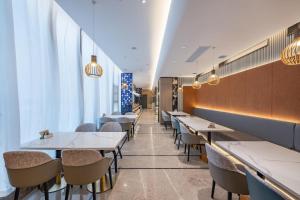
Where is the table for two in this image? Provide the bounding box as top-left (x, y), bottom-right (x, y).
top-left (22, 131), bottom-right (126, 193)
top-left (104, 114), bottom-right (137, 134)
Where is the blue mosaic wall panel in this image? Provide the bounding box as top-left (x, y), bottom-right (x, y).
top-left (121, 73), bottom-right (133, 114)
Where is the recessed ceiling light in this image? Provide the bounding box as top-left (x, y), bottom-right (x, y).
top-left (141, 0), bottom-right (146, 4)
top-left (131, 46), bottom-right (137, 50)
top-left (172, 60), bottom-right (177, 63)
top-left (181, 45), bottom-right (187, 49)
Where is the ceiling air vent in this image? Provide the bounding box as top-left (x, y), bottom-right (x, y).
top-left (185, 46), bottom-right (210, 62)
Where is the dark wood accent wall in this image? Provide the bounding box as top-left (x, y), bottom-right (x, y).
top-left (159, 78), bottom-right (173, 123)
top-left (183, 60), bottom-right (300, 123)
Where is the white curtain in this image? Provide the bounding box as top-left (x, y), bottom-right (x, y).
top-left (0, 0), bottom-right (20, 195)
top-left (0, 0), bottom-right (121, 196)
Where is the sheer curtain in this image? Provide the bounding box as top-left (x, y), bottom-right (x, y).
top-left (0, 0), bottom-right (20, 195)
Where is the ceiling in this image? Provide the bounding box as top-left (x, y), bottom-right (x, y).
top-left (56, 0), bottom-right (300, 89)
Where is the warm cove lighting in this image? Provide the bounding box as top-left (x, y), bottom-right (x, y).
top-left (149, 0), bottom-right (172, 89)
top-left (195, 106), bottom-right (300, 123)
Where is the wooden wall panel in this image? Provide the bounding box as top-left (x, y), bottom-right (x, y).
top-left (183, 60), bottom-right (300, 123)
top-left (159, 78), bottom-right (173, 123)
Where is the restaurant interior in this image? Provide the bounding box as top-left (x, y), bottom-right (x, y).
top-left (1, 0), bottom-right (300, 200)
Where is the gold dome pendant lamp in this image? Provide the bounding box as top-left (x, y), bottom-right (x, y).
top-left (192, 74), bottom-right (201, 89)
top-left (281, 23), bottom-right (300, 66)
top-left (178, 78), bottom-right (183, 92)
top-left (207, 46), bottom-right (220, 85)
top-left (85, 0), bottom-right (103, 78)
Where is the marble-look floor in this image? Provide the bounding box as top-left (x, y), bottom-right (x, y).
top-left (23, 109), bottom-right (240, 200)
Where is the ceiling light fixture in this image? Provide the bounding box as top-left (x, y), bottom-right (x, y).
top-left (85, 0), bottom-right (103, 78)
top-left (281, 23), bottom-right (300, 65)
top-left (141, 0), bottom-right (147, 4)
top-left (207, 46), bottom-right (220, 86)
top-left (192, 74), bottom-right (201, 89)
top-left (121, 82), bottom-right (128, 90)
top-left (178, 78), bottom-right (183, 92)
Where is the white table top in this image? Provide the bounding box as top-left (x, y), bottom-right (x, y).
top-left (167, 111), bottom-right (190, 116)
top-left (177, 116), bottom-right (233, 133)
top-left (216, 141), bottom-right (300, 199)
top-left (21, 132), bottom-right (126, 151)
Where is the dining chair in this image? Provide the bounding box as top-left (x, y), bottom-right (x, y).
top-left (173, 117), bottom-right (181, 146)
top-left (161, 111), bottom-right (171, 130)
top-left (62, 150), bottom-right (112, 200)
top-left (111, 111), bottom-right (121, 115)
top-left (98, 117), bottom-right (114, 130)
top-left (75, 123), bottom-right (97, 132)
top-left (100, 122), bottom-right (124, 172)
top-left (179, 122), bottom-right (206, 161)
top-left (171, 116), bottom-right (179, 137)
top-left (205, 144), bottom-right (249, 200)
top-left (3, 151), bottom-right (61, 200)
top-left (246, 169), bottom-right (284, 200)
top-left (116, 117), bottom-right (132, 141)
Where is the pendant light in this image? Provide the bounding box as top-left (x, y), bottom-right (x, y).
top-left (208, 46), bottom-right (220, 85)
top-left (281, 36), bottom-right (300, 65)
top-left (192, 74), bottom-right (201, 89)
top-left (85, 0), bottom-right (103, 78)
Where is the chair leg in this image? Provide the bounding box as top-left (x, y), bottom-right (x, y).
top-left (174, 133), bottom-right (178, 144)
top-left (173, 129), bottom-right (175, 136)
top-left (127, 130), bottom-right (130, 141)
top-left (199, 144), bottom-right (203, 154)
top-left (43, 183), bottom-right (49, 200)
top-left (164, 122), bottom-right (167, 130)
top-left (92, 182), bottom-right (96, 200)
top-left (118, 146), bottom-right (123, 159)
top-left (113, 150), bottom-right (118, 173)
top-left (177, 135), bottom-right (181, 149)
top-left (65, 184), bottom-right (70, 200)
top-left (108, 166), bottom-right (113, 189)
top-left (227, 192), bottom-right (232, 200)
top-left (184, 144), bottom-right (187, 154)
top-left (187, 144), bottom-right (190, 162)
top-left (211, 180), bottom-right (215, 199)
top-left (14, 188), bottom-right (20, 200)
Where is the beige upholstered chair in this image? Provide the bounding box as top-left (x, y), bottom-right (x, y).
top-left (3, 151), bottom-right (61, 200)
top-left (75, 123), bottom-right (97, 132)
top-left (161, 111), bottom-right (171, 130)
top-left (100, 122), bottom-right (124, 172)
top-left (205, 144), bottom-right (249, 200)
top-left (116, 117), bottom-right (132, 141)
top-left (179, 122), bottom-right (206, 161)
top-left (62, 150), bottom-right (111, 200)
top-left (98, 117), bottom-right (114, 130)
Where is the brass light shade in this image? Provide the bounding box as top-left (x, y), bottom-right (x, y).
top-left (178, 86), bottom-right (183, 92)
top-left (85, 55), bottom-right (103, 77)
top-left (281, 37), bottom-right (300, 65)
top-left (121, 82), bottom-right (128, 90)
top-left (207, 69), bottom-right (220, 85)
top-left (192, 80), bottom-right (201, 89)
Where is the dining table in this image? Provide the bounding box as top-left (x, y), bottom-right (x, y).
top-left (176, 116), bottom-right (233, 144)
top-left (216, 141), bottom-right (300, 200)
top-left (21, 131), bottom-right (127, 193)
top-left (167, 111), bottom-right (190, 116)
top-left (105, 114), bottom-right (138, 134)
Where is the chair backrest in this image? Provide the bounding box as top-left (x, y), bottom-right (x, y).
top-left (100, 122), bottom-right (122, 132)
top-left (3, 151), bottom-right (52, 169)
top-left (171, 116), bottom-right (178, 129)
top-left (112, 111), bottom-right (121, 115)
top-left (161, 111), bottom-right (170, 122)
top-left (62, 150), bottom-right (102, 167)
top-left (75, 123), bottom-right (97, 132)
top-left (205, 144), bottom-right (238, 172)
top-left (116, 117), bottom-right (132, 131)
top-left (125, 112), bottom-right (136, 115)
top-left (246, 170), bottom-right (285, 200)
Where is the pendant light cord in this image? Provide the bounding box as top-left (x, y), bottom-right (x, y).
top-left (92, 0), bottom-right (96, 55)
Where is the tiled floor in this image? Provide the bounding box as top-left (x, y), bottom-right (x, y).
top-left (23, 109), bottom-right (239, 200)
